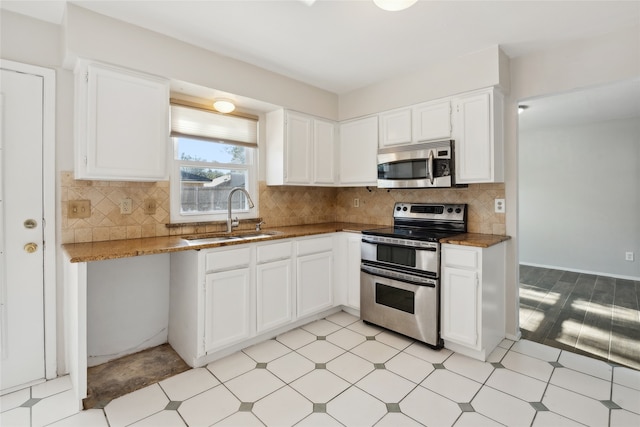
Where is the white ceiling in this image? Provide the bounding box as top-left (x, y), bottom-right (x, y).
top-left (2, 0), bottom-right (639, 95)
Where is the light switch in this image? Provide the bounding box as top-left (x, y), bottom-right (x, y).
top-left (144, 198), bottom-right (157, 215)
top-left (68, 200), bottom-right (91, 219)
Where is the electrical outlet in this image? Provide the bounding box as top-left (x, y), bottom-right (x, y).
top-left (120, 198), bottom-right (133, 215)
top-left (143, 198), bottom-right (157, 215)
top-left (354, 198), bottom-right (360, 208)
top-left (495, 198), bottom-right (505, 213)
top-left (68, 200), bottom-right (91, 219)
top-left (626, 252), bottom-right (635, 261)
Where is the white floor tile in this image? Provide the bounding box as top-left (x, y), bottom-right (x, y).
top-left (295, 412), bottom-right (343, 426)
top-left (290, 370), bottom-right (349, 403)
top-left (0, 388), bottom-right (30, 412)
top-left (129, 410), bottom-right (187, 426)
top-left (104, 384), bottom-right (169, 427)
top-left (159, 367), bottom-right (219, 401)
top-left (454, 411), bottom-right (504, 427)
top-left (276, 328), bottom-right (317, 350)
top-left (243, 339), bottom-right (291, 363)
top-left (326, 327), bottom-right (366, 350)
top-left (224, 369), bottom-right (285, 402)
top-left (531, 411), bottom-right (584, 427)
top-left (267, 351), bottom-right (315, 383)
top-left (550, 367), bottom-right (611, 400)
top-left (444, 353), bottom-right (495, 383)
top-left (385, 352), bottom-right (435, 384)
top-left (558, 350), bottom-right (613, 381)
top-left (0, 407), bottom-right (30, 427)
top-left (422, 369), bottom-right (482, 402)
top-left (47, 408), bottom-right (109, 427)
top-left (346, 320), bottom-right (383, 337)
top-left (326, 352), bottom-right (375, 383)
top-left (501, 350), bottom-right (555, 382)
top-left (613, 366), bottom-right (640, 391)
top-left (207, 351), bottom-right (257, 382)
top-left (374, 330), bottom-right (414, 351)
top-left (32, 389), bottom-right (80, 427)
top-left (610, 409), bottom-right (640, 427)
top-left (511, 339), bottom-right (561, 362)
top-left (178, 385), bottom-right (239, 426)
top-left (253, 385), bottom-right (312, 426)
top-left (327, 386), bottom-right (387, 426)
top-left (486, 346), bottom-right (507, 364)
top-left (297, 340), bottom-right (345, 363)
top-left (485, 368), bottom-right (548, 402)
top-left (403, 342), bottom-right (452, 363)
top-left (612, 383), bottom-right (640, 414)
top-left (350, 340), bottom-right (399, 364)
top-left (212, 411), bottom-right (264, 426)
top-left (542, 384), bottom-right (610, 427)
top-left (400, 386), bottom-right (462, 427)
top-left (325, 311), bottom-right (359, 327)
top-left (301, 319), bottom-right (342, 337)
top-left (375, 412), bottom-right (424, 426)
top-left (31, 376), bottom-right (72, 399)
top-left (356, 370), bottom-right (415, 403)
top-left (472, 386), bottom-right (536, 427)
top-left (498, 338), bottom-right (515, 349)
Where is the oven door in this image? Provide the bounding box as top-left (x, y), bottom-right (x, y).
top-left (361, 239), bottom-right (439, 277)
top-left (360, 264), bottom-right (441, 348)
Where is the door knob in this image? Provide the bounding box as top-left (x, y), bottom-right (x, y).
top-left (24, 219), bottom-right (38, 229)
top-left (24, 242), bottom-right (38, 253)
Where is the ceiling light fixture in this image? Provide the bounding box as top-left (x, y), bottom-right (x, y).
top-left (213, 98), bottom-right (235, 114)
top-left (373, 0), bottom-right (418, 12)
top-left (518, 105), bottom-right (529, 114)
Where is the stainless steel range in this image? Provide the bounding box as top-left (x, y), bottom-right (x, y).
top-left (360, 202), bottom-right (467, 348)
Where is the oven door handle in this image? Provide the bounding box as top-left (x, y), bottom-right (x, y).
top-left (362, 238), bottom-right (437, 251)
top-left (361, 267), bottom-right (436, 288)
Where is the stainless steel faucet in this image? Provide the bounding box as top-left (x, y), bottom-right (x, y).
top-left (227, 187), bottom-right (255, 233)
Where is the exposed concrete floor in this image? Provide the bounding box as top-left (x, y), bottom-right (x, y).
top-left (84, 343), bottom-right (190, 409)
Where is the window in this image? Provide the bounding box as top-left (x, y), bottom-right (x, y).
top-left (170, 102), bottom-right (258, 223)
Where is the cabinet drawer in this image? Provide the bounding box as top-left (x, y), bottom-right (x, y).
top-left (205, 247), bottom-right (252, 272)
top-left (444, 247), bottom-right (478, 269)
top-left (257, 241), bottom-right (292, 264)
top-left (297, 236), bottom-right (333, 256)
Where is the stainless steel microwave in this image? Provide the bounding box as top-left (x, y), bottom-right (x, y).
top-left (377, 140), bottom-right (455, 188)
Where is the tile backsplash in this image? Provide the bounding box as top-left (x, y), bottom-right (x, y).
top-left (61, 172), bottom-right (505, 244)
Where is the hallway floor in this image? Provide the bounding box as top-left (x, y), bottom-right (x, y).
top-left (519, 265), bottom-right (640, 371)
top-left (2, 311), bottom-right (639, 427)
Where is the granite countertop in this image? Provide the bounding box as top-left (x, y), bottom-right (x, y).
top-left (439, 233), bottom-right (511, 248)
top-left (62, 222), bottom-right (381, 263)
top-left (62, 223), bottom-right (510, 263)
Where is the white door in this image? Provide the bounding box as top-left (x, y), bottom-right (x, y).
top-left (0, 68), bottom-right (46, 391)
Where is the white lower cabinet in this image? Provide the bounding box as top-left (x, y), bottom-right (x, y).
top-left (441, 242), bottom-right (506, 361)
top-left (256, 242), bottom-right (293, 333)
top-left (296, 236), bottom-right (334, 317)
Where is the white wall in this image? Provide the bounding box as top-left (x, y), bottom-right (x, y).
top-left (519, 117), bottom-right (640, 279)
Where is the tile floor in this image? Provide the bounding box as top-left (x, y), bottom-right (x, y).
top-left (2, 311), bottom-right (639, 427)
top-left (519, 265), bottom-right (640, 370)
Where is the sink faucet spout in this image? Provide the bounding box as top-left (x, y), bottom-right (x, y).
top-left (227, 187), bottom-right (255, 233)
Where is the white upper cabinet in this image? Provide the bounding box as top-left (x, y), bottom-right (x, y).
top-left (74, 60), bottom-right (169, 181)
top-left (452, 88), bottom-right (504, 184)
top-left (378, 108), bottom-right (412, 148)
top-left (338, 116), bottom-right (378, 186)
top-left (412, 99), bottom-right (451, 142)
top-left (266, 109), bottom-right (336, 186)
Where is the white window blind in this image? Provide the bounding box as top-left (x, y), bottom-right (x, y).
top-left (170, 102), bottom-right (258, 148)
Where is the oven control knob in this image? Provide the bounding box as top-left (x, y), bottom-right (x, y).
top-left (403, 206), bottom-right (408, 211)
top-left (447, 208), bottom-right (453, 213)
top-left (396, 206), bottom-right (401, 211)
top-left (455, 208), bottom-right (462, 213)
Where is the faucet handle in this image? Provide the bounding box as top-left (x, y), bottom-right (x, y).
top-left (256, 221), bottom-right (266, 231)
top-left (231, 217), bottom-right (240, 227)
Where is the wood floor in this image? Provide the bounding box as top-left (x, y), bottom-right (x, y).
top-left (519, 265), bottom-right (640, 370)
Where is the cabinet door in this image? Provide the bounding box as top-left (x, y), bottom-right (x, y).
top-left (441, 267), bottom-right (479, 348)
top-left (338, 116), bottom-right (378, 185)
top-left (313, 118), bottom-right (336, 184)
top-left (453, 91), bottom-right (494, 183)
top-left (379, 108), bottom-right (412, 148)
top-left (412, 100), bottom-right (451, 142)
top-left (256, 259), bottom-right (293, 333)
top-left (346, 234), bottom-right (361, 309)
top-left (297, 251), bottom-right (333, 317)
top-left (78, 62), bottom-right (169, 181)
top-left (285, 112), bottom-right (313, 184)
top-left (204, 268), bottom-right (251, 352)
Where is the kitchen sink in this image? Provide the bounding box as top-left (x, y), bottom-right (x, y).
top-left (183, 230), bottom-right (282, 245)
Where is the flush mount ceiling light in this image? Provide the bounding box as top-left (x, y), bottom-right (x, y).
top-left (213, 98), bottom-right (235, 114)
top-left (518, 105), bottom-right (529, 114)
top-left (373, 0), bottom-right (418, 11)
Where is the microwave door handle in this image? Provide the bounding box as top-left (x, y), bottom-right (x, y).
top-left (428, 150), bottom-right (435, 185)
